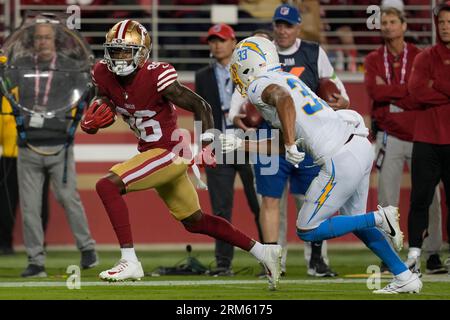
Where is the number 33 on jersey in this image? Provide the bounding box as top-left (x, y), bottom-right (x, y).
top-left (247, 71), bottom-right (354, 163)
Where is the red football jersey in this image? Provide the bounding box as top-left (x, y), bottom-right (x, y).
top-left (91, 60), bottom-right (180, 153)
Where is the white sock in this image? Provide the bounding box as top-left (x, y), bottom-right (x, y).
top-left (408, 247), bottom-right (421, 259)
top-left (121, 247), bottom-right (138, 262)
top-left (395, 269), bottom-right (412, 281)
top-left (373, 210), bottom-right (383, 225)
top-left (249, 242), bottom-right (265, 261)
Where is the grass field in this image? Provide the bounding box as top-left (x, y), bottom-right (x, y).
top-left (0, 247), bottom-right (449, 300)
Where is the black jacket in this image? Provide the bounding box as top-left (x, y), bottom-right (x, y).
top-left (195, 64), bottom-right (225, 132)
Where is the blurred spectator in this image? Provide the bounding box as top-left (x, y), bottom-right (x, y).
top-left (382, 0), bottom-right (404, 11)
top-left (320, 0), bottom-right (433, 72)
top-left (6, 21), bottom-right (98, 277)
top-left (159, 0), bottom-right (211, 70)
top-left (364, 7), bottom-right (445, 274)
top-left (320, 0), bottom-right (358, 72)
top-left (160, 0), bottom-right (262, 70)
top-left (19, 0), bottom-right (149, 59)
top-left (297, 0), bottom-right (323, 43)
top-left (406, 2), bottom-right (450, 274)
top-left (404, 0), bottom-right (433, 46)
top-left (240, 0), bottom-right (280, 19)
top-left (0, 77), bottom-right (52, 256)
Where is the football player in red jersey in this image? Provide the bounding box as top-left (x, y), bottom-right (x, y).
top-left (81, 20), bottom-right (282, 290)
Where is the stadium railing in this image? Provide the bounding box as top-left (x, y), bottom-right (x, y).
top-left (0, 1), bottom-right (435, 81)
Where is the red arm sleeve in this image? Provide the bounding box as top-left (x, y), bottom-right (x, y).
top-left (408, 51), bottom-right (449, 105)
top-left (395, 95), bottom-right (421, 111)
top-left (364, 54), bottom-right (408, 103)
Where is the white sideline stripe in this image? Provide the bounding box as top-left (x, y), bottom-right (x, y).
top-left (73, 144), bottom-right (139, 162)
top-left (74, 143), bottom-right (193, 163)
top-left (1, 277), bottom-right (449, 288)
top-left (3, 140), bottom-right (378, 163)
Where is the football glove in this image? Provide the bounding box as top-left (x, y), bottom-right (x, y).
top-left (80, 101), bottom-right (115, 134)
top-left (219, 133), bottom-right (243, 153)
top-left (285, 144), bottom-right (305, 167)
top-left (192, 146), bottom-right (216, 168)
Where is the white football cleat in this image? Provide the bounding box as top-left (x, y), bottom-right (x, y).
top-left (373, 272), bottom-right (422, 294)
top-left (377, 205), bottom-right (403, 251)
top-left (260, 244), bottom-right (282, 291)
top-left (99, 259), bottom-right (144, 282)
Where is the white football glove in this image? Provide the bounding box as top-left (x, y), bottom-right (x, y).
top-left (285, 144), bottom-right (305, 167)
top-left (219, 133), bottom-right (243, 153)
top-left (200, 132), bottom-right (215, 143)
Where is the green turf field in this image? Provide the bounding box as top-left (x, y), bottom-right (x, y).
top-left (0, 247), bottom-right (449, 300)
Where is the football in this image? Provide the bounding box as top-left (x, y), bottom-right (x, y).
top-left (317, 78), bottom-right (340, 103)
top-left (91, 96), bottom-right (117, 128)
top-left (240, 101), bottom-right (263, 128)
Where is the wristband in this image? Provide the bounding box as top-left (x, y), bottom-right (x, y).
top-left (200, 132), bottom-right (215, 142)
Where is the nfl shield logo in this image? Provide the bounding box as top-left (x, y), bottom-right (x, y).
top-left (280, 7), bottom-right (290, 15)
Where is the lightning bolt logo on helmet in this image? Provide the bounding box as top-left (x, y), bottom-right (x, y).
top-left (241, 41), bottom-right (267, 61)
top-left (230, 36), bottom-right (281, 97)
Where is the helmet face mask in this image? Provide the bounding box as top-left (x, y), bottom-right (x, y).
top-left (104, 20), bottom-right (151, 76)
top-left (230, 62), bottom-right (250, 97)
top-left (230, 36), bottom-right (280, 97)
top-left (104, 43), bottom-right (143, 76)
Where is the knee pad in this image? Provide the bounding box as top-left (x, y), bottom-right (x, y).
top-left (183, 214), bottom-right (206, 234)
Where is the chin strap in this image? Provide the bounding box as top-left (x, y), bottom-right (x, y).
top-left (113, 62), bottom-right (136, 76)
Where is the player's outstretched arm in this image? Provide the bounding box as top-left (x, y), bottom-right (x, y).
top-left (219, 133), bottom-right (275, 154)
top-left (261, 84), bottom-right (296, 147)
top-left (162, 80), bottom-right (214, 133)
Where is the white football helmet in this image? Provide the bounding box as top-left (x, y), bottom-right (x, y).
top-left (230, 36), bottom-right (281, 97)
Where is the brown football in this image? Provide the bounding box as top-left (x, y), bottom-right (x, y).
top-left (241, 101), bottom-right (263, 128)
top-left (317, 78), bottom-right (340, 103)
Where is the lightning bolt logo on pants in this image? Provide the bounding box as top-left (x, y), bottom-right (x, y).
top-left (306, 160), bottom-right (336, 224)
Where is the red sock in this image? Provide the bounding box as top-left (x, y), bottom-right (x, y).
top-left (184, 213), bottom-right (253, 251)
top-left (96, 177), bottom-right (133, 246)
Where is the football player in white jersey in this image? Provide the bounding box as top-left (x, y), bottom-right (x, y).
top-left (220, 36), bottom-right (422, 294)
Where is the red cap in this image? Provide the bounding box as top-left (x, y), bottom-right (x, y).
top-left (207, 24), bottom-right (235, 41)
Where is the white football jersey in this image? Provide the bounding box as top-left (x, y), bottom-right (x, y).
top-left (247, 71), bottom-right (356, 164)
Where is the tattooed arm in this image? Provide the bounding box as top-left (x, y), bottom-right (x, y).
top-left (261, 83), bottom-right (297, 147)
